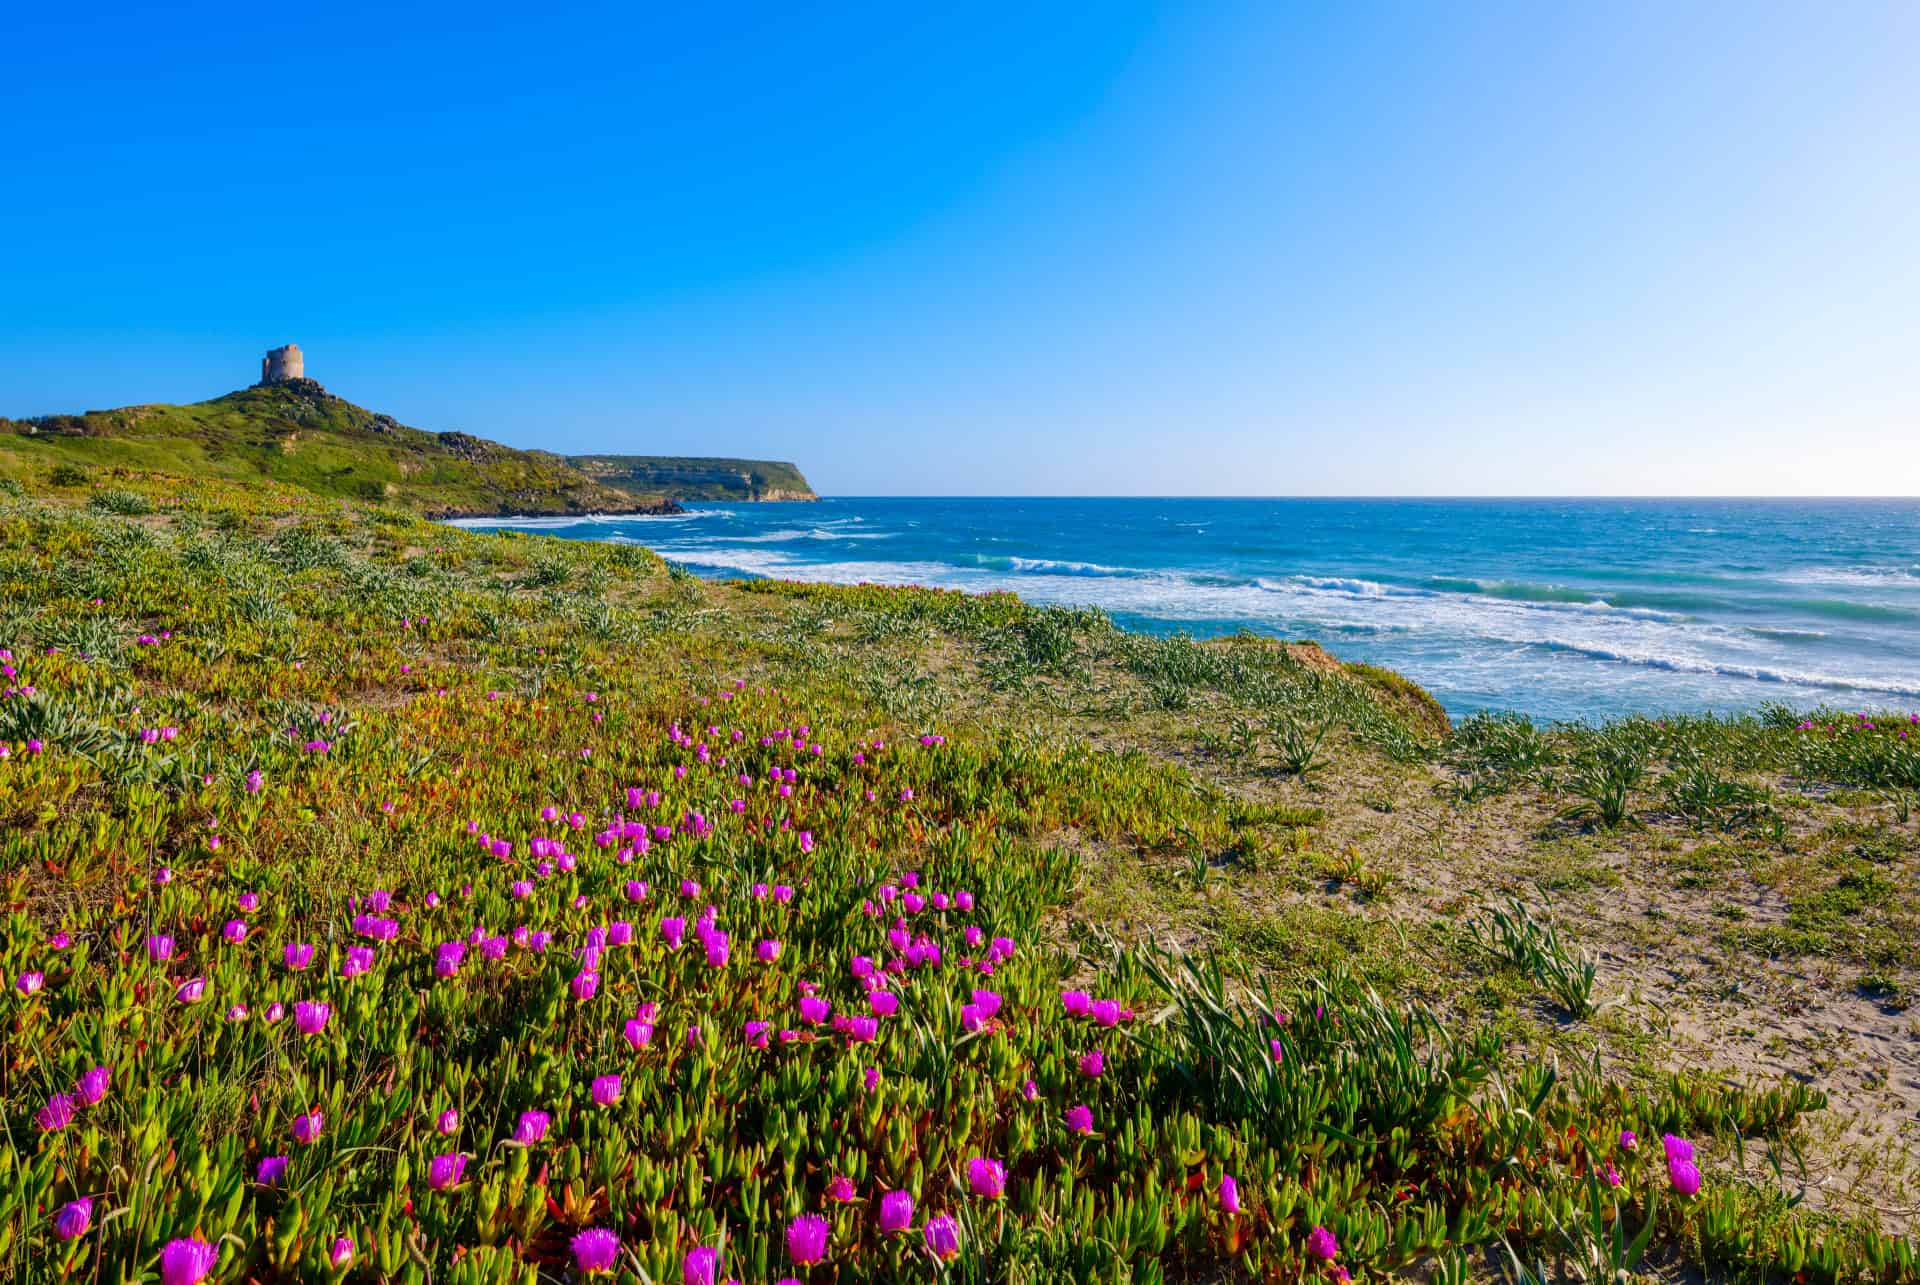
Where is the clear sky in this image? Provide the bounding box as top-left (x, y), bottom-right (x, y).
top-left (5, 2), bottom-right (1916, 496)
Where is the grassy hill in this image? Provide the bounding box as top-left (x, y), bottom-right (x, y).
top-left (0, 380), bottom-right (681, 519)
top-left (571, 453), bottom-right (817, 501)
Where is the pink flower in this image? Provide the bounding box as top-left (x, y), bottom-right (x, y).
top-left (571, 970), bottom-right (599, 1001)
top-left (967, 1156), bottom-right (1006, 1198)
top-left (1305, 1225), bottom-right (1339, 1262)
top-left (799, 995), bottom-right (831, 1024)
top-left (515, 1110), bottom-right (550, 1143)
top-left (591, 1074), bottom-right (622, 1107)
top-left (623, 1018), bottom-right (654, 1049)
top-left (787, 1212), bottom-right (830, 1266)
top-left (54, 1197), bottom-right (92, 1241)
top-left (924, 1215), bottom-right (961, 1261)
top-left (159, 1238), bottom-right (219, 1285)
top-left (683, 1246), bottom-right (721, 1285)
top-left (436, 1108), bottom-right (459, 1135)
top-left (36, 1092), bottom-right (78, 1131)
top-left (428, 1151), bottom-right (467, 1189)
top-left (1078, 1050), bottom-right (1104, 1078)
top-left (878, 1190), bottom-right (914, 1233)
top-left (291, 1108), bottom-right (324, 1144)
top-left (74, 1065), bottom-right (110, 1106)
top-left (15, 971), bottom-right (43, 996)
top-left (827, 1174), bottom-right (857, 1201)
top-left (283, 942), bottom-right (316, 970)
top-left (572, 1228), bottom-right (620, 1275)
top-left (174, 977), bottom-right (207, 1003)
top-left (295, 1000), bottom-right (331, 1035)
top-left (1219, 1174), bottom-right (1241, 1213)
top-left (329, 1237), bottom-right (354, 1268)
top-left (1064, 1104), bottom-right (1093, 1134)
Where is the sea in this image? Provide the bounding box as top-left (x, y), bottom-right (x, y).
top-left (450, 498), bottom-right (1920, 723)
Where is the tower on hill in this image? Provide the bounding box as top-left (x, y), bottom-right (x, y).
top-left (260, 344), bottom-right (304, 385)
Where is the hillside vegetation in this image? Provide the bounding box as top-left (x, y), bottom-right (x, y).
top-left (0, 383), bottom-right (679, 519)
top-left (0, 457), bottom-right (1917, 1283)
top-left (571, 455), bottom-right (817, 502)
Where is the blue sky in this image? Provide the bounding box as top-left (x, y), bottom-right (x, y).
top-left (5, 2), bottom-right (1916, 495)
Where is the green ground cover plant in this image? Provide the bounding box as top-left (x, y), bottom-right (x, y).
top-left (1, 461), bottom-right (1917, 1282)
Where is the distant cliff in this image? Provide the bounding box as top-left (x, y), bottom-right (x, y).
top-left (570, 455), bottom-right (817, 502)
top-left (0, 382), bottom-right (682, 519)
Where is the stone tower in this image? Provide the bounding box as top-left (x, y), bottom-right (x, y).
top-left (260, 344), bottom-right (304, 385)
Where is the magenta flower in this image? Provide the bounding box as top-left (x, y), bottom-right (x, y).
top-left (1064, 1104), bottom-right (1093, 1135)
top-left (1220, 1174), bottom-right (1241, 1213)
top-left (329, 1237), bottom-right (354, 1268)
top-left (291, 1108), bottom-right (324, 1144)
top-left (1661, 1133), bottom-right (1693, 1163)
top-left (53, 1197), bottom-right (92, 1240)
top-left (428, 1152), bottom-right (467, 1189)
top-left (661, 916), bottom-right (686, 948)
top-left (174, 977), bottom-right (206, 1003)
top-left (14, 970), bottom-right (43, 996)
top-left (879, 1189), bottom-right (914, 1233)
top-left (256, 1155), bottom-right (291, 1185)
top-left (799, 995), bottom-right (831, 1024)
top-left (1060, 988), bottom-right (1093, 1014)
top-left (36, 1091), bottom-right (77, 1129)
top-left (146, 935), bottom-right (175, 961)
top-left (572, 1227), bottom-right (621, 1274)
top-left (967, 1156), bottom-right (1006, 1198)
top-left (787, 1212), bottom-right (830, 1265)
top-left (591, 1074), bottom-right (622, 1107)
top-left (828, 1174), bottom-right (857, 1202)
top-left (436, 1108), bottom-right (459, 1135)
top-left (159, 1238), bottom-right (219, 1285)
top-left (683, 1246), bottom-right (720, 1285)
top-left (757, 938), bottom-right (781, 962)
top-left (284, 942), bottom-right (316, 970)
top-left (74, 1065), bottom-right (110, 1106)
top-left (295, 1000), bottom-right (331, 1035)
top-left (1619, 1128), bottom-right (1638, 1151)
top-left (515, 1110), bottom-right (550, 1143)
top-left (221, 920), bottom-right (247, 944)
top-left (924, 1215), bottom-right (961, 1261)
top-left (623, 1018), bottom-right (654, 1049)
top-left (1668, 1156), bottom-right (1702, 1195)
top-left (1078, 1049), bottom-right (1104, 1078)
top-left (572, 969), bottom-right (599, 1001)
top-left (1305, 1225), bottom-right (1339, 1262)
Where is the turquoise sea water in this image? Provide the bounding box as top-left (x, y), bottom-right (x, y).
top-left (454, 498), bottom-right (1920, 722)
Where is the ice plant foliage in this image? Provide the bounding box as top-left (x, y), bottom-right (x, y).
top-left (0, 488), bottom-right (1897, 1285)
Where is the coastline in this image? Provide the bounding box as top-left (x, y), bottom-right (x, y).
top-left (424, 497), bottom-right (686, 522)
top-left (450, 496), bottom-right (1920, 723)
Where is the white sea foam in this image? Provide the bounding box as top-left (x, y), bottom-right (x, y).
top-left (556, 516), bottom-right (1920, 709)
